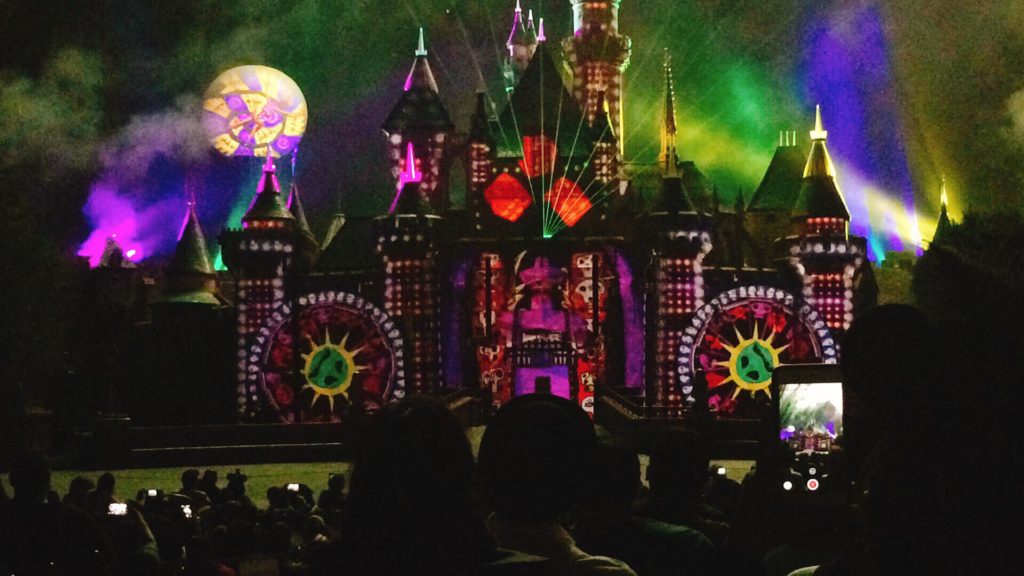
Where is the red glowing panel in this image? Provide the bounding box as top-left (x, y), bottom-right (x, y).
top-left (519, 136), bottom-right (556, 178)
top-left (484, 173), bottom-right (533, 222)
top-left (546, 178), bottom-right (591, 227)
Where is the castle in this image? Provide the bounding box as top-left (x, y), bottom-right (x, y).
top-left (157, 0), bottom-right (876, 425)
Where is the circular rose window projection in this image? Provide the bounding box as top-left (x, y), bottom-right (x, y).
top-left (249, 291), bottom-right (405, 423)
top-left (679, 286), bottom-right (837, 418)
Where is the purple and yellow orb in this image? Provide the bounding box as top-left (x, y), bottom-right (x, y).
top-left (203, 65), bottom-right (307, 158)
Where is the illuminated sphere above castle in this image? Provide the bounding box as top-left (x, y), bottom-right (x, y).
top-left (202, 64), bottom-right (308, 158)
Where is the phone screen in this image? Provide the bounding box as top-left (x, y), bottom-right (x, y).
top-left (778, 382), bottom-right (843, 453)
top-left (286, 483), bottom-right (300, 492)
top-left (108, 502), bottom-right (127, 516)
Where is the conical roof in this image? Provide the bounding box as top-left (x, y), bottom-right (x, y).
top-left (791, 106), bottom-right (850, 220)
top-left (242, 155), bottom-right (295, 225)
top-left (381, 29), bottom-right (453, 133)
top-left (496, 43), bottom-right (593, 156)
top-left (932, 176), bottom-right (953, 244)
top-left (321, 213), bottom-right (347, 251)
top-left (506, 1), bottom-right (531, 48)
top-left (169, 203), bottom-right (215, 276)
top-left (748, 144), bottom-right (805, 212)
top-left (288, 183), bottom-right (315, 240)
top-left (406, 28), bottom-right (438, 93)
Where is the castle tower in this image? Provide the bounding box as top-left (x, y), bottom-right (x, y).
top-left (784, 106), bottom-right (866, 335)
top-left (563, 0), bottom-right (631, 154)
top-left (381, 28), bottom-right (454, 211)
top-left (219, 155), bottom-right (300, 420)
top-left (375, 145), bottom-right (443, 395)
top-left (643, 125), bottom-right (711, 411)
top-left (466, 92), bottom-right (495, 223)
top-left (931, 175), bottom-right (954, 245)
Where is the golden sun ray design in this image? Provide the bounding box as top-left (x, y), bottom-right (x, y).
top-left (713, 322), bottom-right (789, 400)
top-left (301, 329), bottom-right (368, 411)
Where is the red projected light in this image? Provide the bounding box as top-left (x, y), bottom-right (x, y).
top-left (484, 173), bottom-right (533, 222)
top-left (546, 177), bottom-right (591, 227)
top-left (519, 136), bottom-right (557, 178)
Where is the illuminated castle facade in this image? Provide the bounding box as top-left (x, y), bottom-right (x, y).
top-left (201, 0), bottom-right (876, 424)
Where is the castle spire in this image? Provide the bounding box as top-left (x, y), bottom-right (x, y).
top-left (405, 27), bottom-right (438, 92)
top-left (659, 49), bottom-right (679, 177)
top-left (415, 26), bottom-right (427, 57)
top-left (243, 154), bottom-right (295, 226)
top-left (933, 174), bottom-right (953, 245)
top-left (287, 183), bottom-right (315, 240)
top-left (507, 0), bottom-right (537, 72)
top-left (791, 105), bottom-right (850, 223)
top-left (163, 201), bottom-right (220, 305)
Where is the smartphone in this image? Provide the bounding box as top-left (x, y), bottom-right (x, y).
top-left (286, 483), bottom-right (300, 492)
top-left (772, 364), bottom-right (843, 491)
top-left (147, 489), bottom-right (158, 497)
top-left (181, 504), bottom-right (192, 519)
top-left (107, 502), bottom-right (128, 516)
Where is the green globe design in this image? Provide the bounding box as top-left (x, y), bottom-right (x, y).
top-left (737, 342), bottom-right (774, 384)
top-left (308, 347), bottom-right (349, 390)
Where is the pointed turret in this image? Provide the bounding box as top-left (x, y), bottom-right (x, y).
top-left (321, 213), bottom-right (347, 251)
top-left (525, 9), bottom-right (538, 43)
top-left (287, 183), bottom-right (315, 242)
top-left (659, 50), bottom-right (680, 178)
top-left (791, 106), bottom-right (850, 224)
top-left (932, 175), bottom-right (954, 245)
top-left (506, 0), bottom-right (538, 72)
top-left (163, 202), bottom-right (220, 305)
top-left (537, 17), bottom-right (546, 42)
top-left (382, 27), bottom-right (454, 210)
top-left (404, 27), bottom-right (438, 93)
top-left (242, 155), bottom-right (295, 228)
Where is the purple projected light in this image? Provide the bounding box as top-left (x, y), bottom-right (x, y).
top-left (801, 5), bottom-right (917, 259)
top-left (77, 183), bottom-right (181, 268)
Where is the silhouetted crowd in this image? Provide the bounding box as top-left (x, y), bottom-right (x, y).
top-left (1, 304), bottom-right (1019, 575)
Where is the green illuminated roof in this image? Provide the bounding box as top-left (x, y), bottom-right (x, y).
top-left (168, 204), bottom-right (215, 277)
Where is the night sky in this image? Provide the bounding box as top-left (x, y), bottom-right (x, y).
top-left (3, 0), bottom-right (1024, 264)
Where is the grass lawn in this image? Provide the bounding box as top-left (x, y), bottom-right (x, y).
top-left (2, 425), bottom-right (752, 508)
top-left (4, 462), bottom-right (349, 509)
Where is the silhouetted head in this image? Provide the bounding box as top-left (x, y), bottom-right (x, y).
top-left (97, 472), bottom-right (115, 493)
top-left (646, 427), bottom-right (709, 501)
top-left (8, 451), bottom-right (51, 502)
top-left (266, 486), bottom-right (288, 509)
top-left (587, 432), bottom-right (641, 512)
top-left (841, 304), bottom-right (940, 474)
top-left (347, 395), bottom-right (491, 566)
top-left (477, 393), bottom-right (597, 522)
top-left (181, 468), bottom-right (200, 491)
top-left (200, 470), bottom-right (218, 486)
top-left (67, 476), bottom-right (94, 503)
